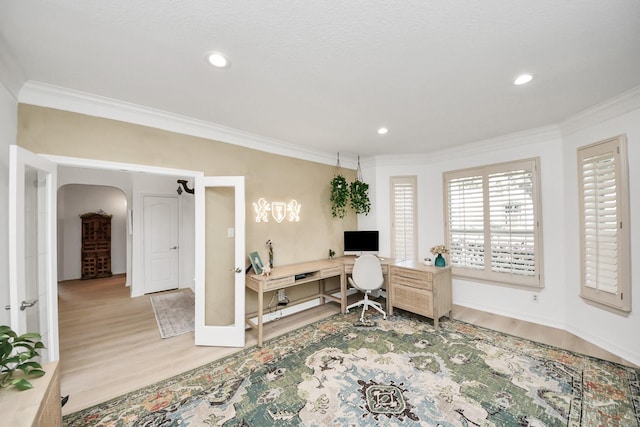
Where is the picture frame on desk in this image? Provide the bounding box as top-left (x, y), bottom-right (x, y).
top-left (249, 251), bottom-right (264, 274)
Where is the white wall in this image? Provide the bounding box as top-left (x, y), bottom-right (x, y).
top-left (57, 167), bottom-right (133, 282)
top-left (0, 83), bottom-right (17, 326)
top-left (57, 184), bottom-right (128, 280)
top-left (561, 105), bottom-right (640, 365)
top-left (372, 127), bottom-right (567, 327)
top-left (369, 94), bottom-right (640, 365)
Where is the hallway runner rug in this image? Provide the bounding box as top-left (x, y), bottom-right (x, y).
top-left (64, 311), bottom-right (640, 426)
top-left (150, 290), bottom-right (195, 339)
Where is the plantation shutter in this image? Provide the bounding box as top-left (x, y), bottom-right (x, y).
top-left (578, 136), bottom-right (630, 311)
top-left (488, 168), bottom-right (536, 277)
top-left (582, 150), bottom-right (617, 293)
top-left (391, 176), bottom-right (417, 260)
top-left (445, 158), bottom-right (542, 287)
top-left (447, 175), bottom-right (484, 270)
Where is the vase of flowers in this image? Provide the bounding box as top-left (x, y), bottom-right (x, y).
top-left (430, 245), bottom-right (449, 267)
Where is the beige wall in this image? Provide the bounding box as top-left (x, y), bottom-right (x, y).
top-left (17, 104), bottom-right (356, 313)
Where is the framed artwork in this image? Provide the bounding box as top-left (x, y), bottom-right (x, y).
top-left (249, 251), bottom-right (264, 274)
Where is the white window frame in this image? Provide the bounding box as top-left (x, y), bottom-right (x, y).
top-left (390, 176), bottom-right (418, 261)
top-left (577, 135), bottom-right (631, 312)
top-left (444, 158), bottom-right (543, 288)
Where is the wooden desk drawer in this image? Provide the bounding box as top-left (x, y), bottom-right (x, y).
top-left (321, 265), bottom-right (343, 278)
top-left (392, 284), bottom-right (433, 318)
top-left (391, 274), bottom-right (432, 290)
top-left (391, 266), bottom-right (432, 282)
top-left (263, 275), bottom-right (295, 291)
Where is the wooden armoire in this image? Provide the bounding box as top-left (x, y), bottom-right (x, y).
top-left (80, 211), bottom-right (113, 279)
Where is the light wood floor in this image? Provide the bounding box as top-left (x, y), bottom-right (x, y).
top-left (58, 275), bottom-right (635, 416)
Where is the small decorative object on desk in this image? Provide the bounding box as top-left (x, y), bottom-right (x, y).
top-left (266, 240), bottom-right (273, 268)
top-left (423, 257), bottom-right (433, 266)
top-left (260, 264), bottom-right (271, 276)
top-left (430, 245), bottom-right (449, 267)
top-left (328, 249), bottom-right (336, 259)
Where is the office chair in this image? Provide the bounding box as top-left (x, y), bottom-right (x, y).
top-left (346, 254), bottom-right (387, 322)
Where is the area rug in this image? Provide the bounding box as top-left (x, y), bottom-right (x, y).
top-left (63, 311), bottom-right (640, 426)
top-left (149, 290), bottom-right (195, 338)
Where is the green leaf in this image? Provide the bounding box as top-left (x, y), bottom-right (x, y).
top-left (28, 368), bottom-right (45, 378)
top-left (11, 378), bottom-right (34, 391)
top-left (19, 332), bottom-right (42, 340)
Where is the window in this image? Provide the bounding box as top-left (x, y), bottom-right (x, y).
top-left (444, 158), bottom-right (543, 287)
top-left (391, 176), bottom-right (417, 260)
top-left (578, 136), bottom-right (630, 312)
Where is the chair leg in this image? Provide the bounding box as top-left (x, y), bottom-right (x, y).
top-left (355, 293), bottom-right (387, 321)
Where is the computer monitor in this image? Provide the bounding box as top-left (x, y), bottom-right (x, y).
top-left (343, 230), bottom-right (379, 255)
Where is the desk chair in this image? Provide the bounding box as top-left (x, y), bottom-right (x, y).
top-left (346, 254), bottom-right (387, 322)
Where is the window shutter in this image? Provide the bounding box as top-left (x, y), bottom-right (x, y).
top-left (581, 149), bottom-right (619, 293)
top-left (391, 176), bottom-right (417, 260)
top-left (488, 169), bottom-right (536, 277)
top-left (447, 175), bottom-right (484, 270)
top-left (578, 136), bottom-right (630, 312)
top-left (445, 158), bottom-right (542, 287)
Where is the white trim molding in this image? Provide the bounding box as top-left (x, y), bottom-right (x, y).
top-left (561, 85), bottom-right (640, 137)
top-left (19, 81), bottom-right (358, 169)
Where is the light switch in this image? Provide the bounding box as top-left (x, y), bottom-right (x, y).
top-left (227, 227), bottom-right (235, 238)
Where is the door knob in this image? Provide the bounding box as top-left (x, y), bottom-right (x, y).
top-left (170, 246), bottom-right (178, 250)
top-left (235, 267), bottom-right (242, 273)
top-left (20, 299), bottom-right (38, 311)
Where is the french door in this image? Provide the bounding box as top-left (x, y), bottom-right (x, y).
top-left (194, 176), bottom-right (245, 346)
top-left (8, 146), bottom-right (59, 362)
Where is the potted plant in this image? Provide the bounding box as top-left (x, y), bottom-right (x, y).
top-left (349, 179), bottom-right (371, 215)
top-left (0, 325), bottom-right (46, 390)
top-left (330, 174), bottom-right (349, 218)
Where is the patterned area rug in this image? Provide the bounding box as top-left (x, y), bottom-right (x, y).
top-left (150, 290), bottom-right (195, 338)
top-left (64, 311), bottom-right (639, 426)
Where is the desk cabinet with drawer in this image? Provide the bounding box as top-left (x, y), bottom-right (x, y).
top-left (389, 261), bottom-right (452, 330)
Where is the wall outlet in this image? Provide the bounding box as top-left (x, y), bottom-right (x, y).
top-left (277, 289), bottom-right (287, 303)
top-left (532, 294), bottom-right (539, 302)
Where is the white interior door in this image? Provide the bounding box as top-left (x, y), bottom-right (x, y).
top-left (194, 176), bottom-right (245, 347)
top-left (143, 195), bottom-right (179, 294)
top-left (8, 145), bottom-right (59, 362)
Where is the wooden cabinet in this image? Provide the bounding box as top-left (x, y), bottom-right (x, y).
top-left (389, 261), bottom-right (452, 329)
top-left (80, 212), bottom-right (112, 279)
top-left (0, 361), bottom-right (62, 427)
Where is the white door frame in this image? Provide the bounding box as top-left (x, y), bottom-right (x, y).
top-left (9, 146), bottom-right (58, 361)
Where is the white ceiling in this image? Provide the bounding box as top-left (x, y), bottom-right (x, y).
top-left (1, 1), bottom-right (640, 158)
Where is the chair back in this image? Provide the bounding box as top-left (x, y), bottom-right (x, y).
top-left (350, 254), bottom-right (384, 291)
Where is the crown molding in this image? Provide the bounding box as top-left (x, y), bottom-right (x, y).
top-left (560, 85), bottom-right (640, 136)
top-left (374, 125), bottom-right (563, 167)
top-left (18, 81), bottom-right (358, 168)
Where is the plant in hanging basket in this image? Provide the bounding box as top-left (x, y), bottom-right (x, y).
top-left (349, 179), bottom-right (371, 215)
top-left (0, 325), bottom-right (46, 391)
top-left (330, 175), bottom-right (349, 218)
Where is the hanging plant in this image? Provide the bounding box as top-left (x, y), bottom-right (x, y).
top-left (349, 179), bottom-right (371, 215)
top-left (349, 156), bottom-right (371, 215)
top-left (330, 174), bottom-right (349, 218)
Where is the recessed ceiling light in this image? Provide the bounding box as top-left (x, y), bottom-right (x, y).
top-left (514, 74), bottom-right (533, 85)
top-left (378, 127), bottom-right (388, 135)
top-left (207, 52), bottom-right (229, 68)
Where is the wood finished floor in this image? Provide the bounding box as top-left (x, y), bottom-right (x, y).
top-left (58, 274), bottom-right (635, 416)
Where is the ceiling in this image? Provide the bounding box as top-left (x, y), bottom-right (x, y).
top-left (1, 1), bottom-right (640, 158)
